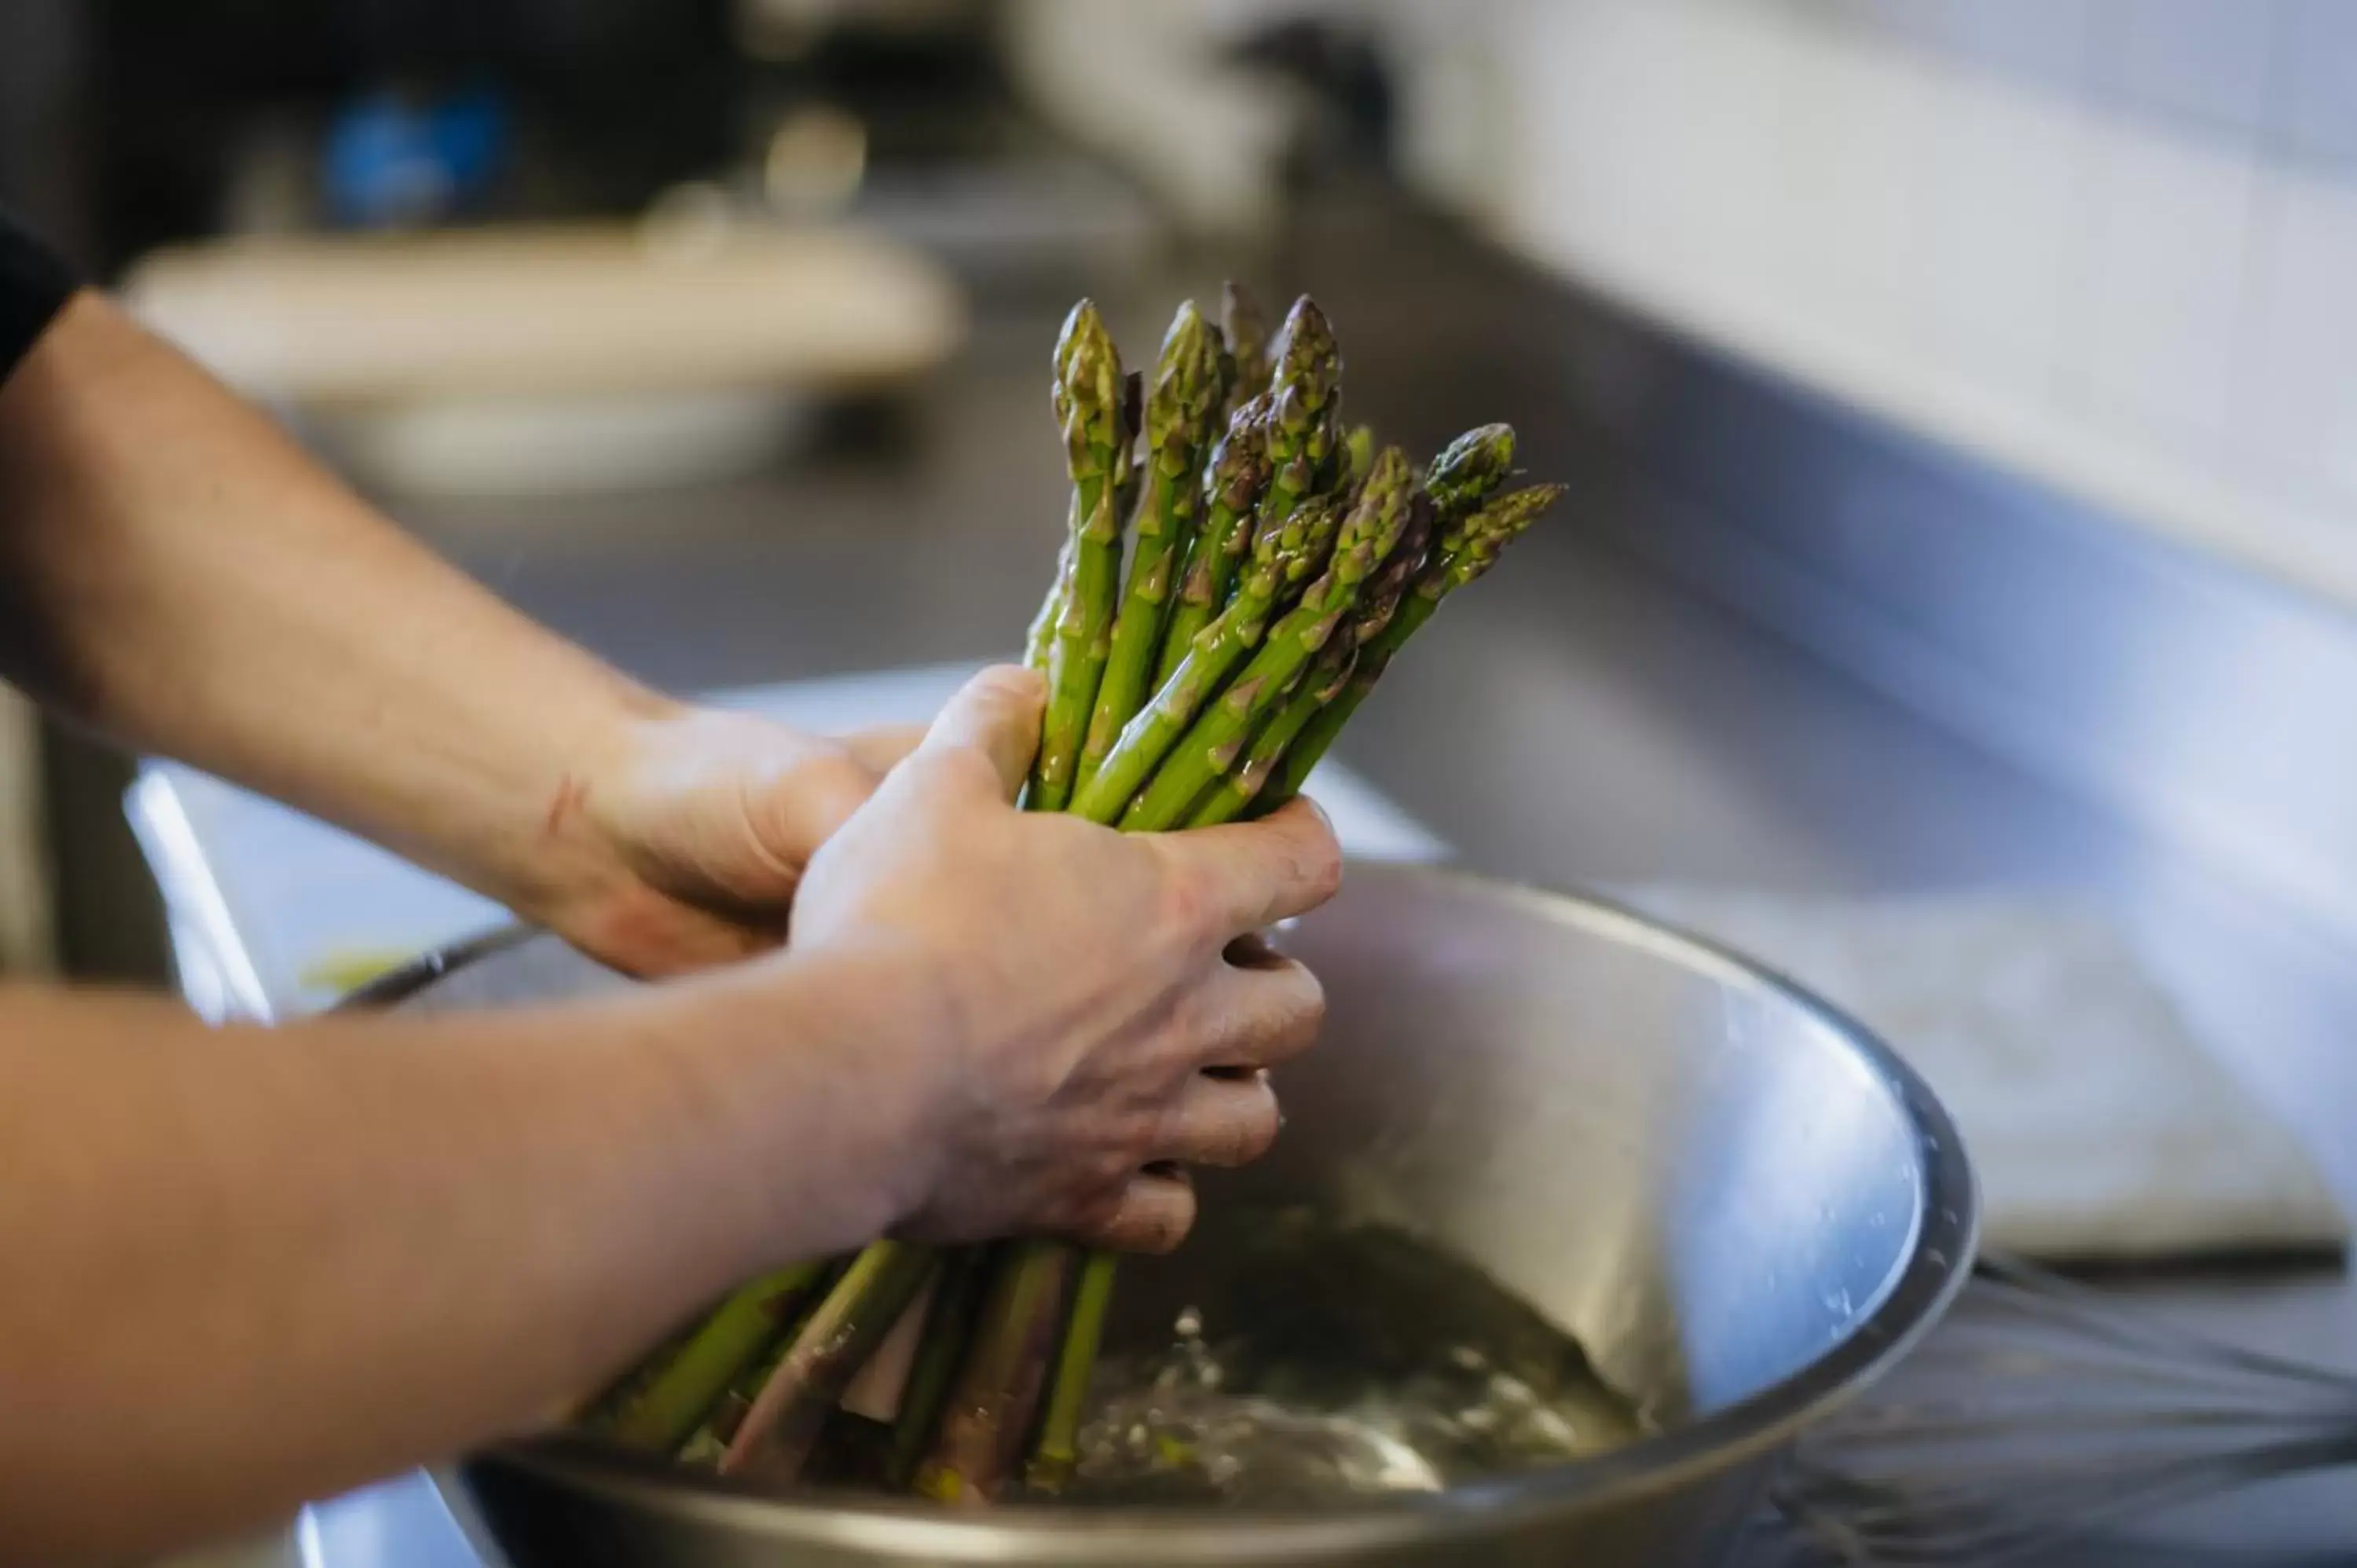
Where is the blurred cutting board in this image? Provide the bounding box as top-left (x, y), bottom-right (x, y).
top-left (1617, 884), bottom-right (2349, 1262)
top-left (121, 221), bottom-right (965, 405)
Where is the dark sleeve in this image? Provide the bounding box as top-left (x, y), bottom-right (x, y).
top-left (0, 207), bottom-right (78, 384)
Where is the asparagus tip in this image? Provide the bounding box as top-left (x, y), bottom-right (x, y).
top-left (1426, 423), bottom-right (1518, 515)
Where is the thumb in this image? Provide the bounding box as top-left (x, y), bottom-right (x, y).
top-left (915, 665), bottom-right (1046, 802)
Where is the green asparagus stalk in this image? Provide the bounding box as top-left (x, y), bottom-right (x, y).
top-left (1078, 302), bottom-right (1227, 789)
top-left (1255, 298), bottom-right (1343, 546)
top-left (682, 1276), bottom-right (825, 1460)
top-left (1257, 482), bottom-right (1564, 812)
top-left (1112, 368), bottom-right (1146, 543)
top-left (1031, 301), bottom-right (1127, 812)
top-left (1219, 280), bottom-right (1270, 416)
top-left (1066, 493), bottom-right (1344, 827)
top-left (1025, 1246), bottom-right (1120, 1493)
top-left (1155, 396), bottom-right (1273, 687)
top-left (913, 1240), bottom-right (1076, 1504)
top-left (593, 1262), bottom-right (827, 1454)
top-left (887, 1249), bottom-right (993, 1489)
top-left (1120, 447), bottom-right (1417, 833)
top-left (718, 1241), bottom-right (938, 1485)
top-left (1025, 535), bottom-right (1072, 672)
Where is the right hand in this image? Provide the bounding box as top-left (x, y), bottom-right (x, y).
top-left (789, 665), bottom-right (1341, 1253)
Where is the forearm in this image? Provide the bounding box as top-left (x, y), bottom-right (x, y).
top-left (0, 958), bottom-right (921, 1566)
top-left (0, 291), bottom-right (676, 924)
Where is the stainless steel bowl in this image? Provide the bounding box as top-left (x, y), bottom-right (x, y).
top-left (358, 863), bottom-right (1976, 1567)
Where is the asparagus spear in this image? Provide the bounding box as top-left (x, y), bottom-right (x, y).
top-left (1255, 298), bottom-right (1343, 547)
top-left (1079, 302), bottom-right (1226, 789)
top-left (1112, 368), bottom-right (1146, 543)
top-left (1025, 1246), bottom-right (1120, 1493)
top-left (913, 1240), bottom-right (1075, 1504)
top-left (1155, 396), bottom-right (1272, 687)
top-left (593, 1262), bottom-right (827, 1455)
top-left (687, 1291), bottom-right (813, 1456)
top-left (887, 1248), bottom-right (992, 1489)
top-left (1257, 482), bottom-right (1564, 812)
top-left (1220, 281), bottom-right (1271, 416)
top-left (719, 1241), bottom-right (938, 1485)
top-left (1067, 493), bottom-right (1343, 827)
top-left (1032, 302), bottom-right (1127, 812)
top-left (1121, 447), bottom-right (1417, 833)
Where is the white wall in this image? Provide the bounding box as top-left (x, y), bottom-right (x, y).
top-left (1391, 0), bottom-right (2357, 609)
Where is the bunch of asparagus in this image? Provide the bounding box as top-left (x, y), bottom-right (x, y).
top-left (577, 285), bottom-right (1561, 1503)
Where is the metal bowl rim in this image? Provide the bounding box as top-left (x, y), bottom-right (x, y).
top-left (347, 860), bottom-right (1978, 1558)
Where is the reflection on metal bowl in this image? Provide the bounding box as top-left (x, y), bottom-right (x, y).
top-left (353, 863), bottom-right (1977, 1568)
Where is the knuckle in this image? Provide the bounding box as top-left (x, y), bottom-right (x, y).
top-left (1067, 1184), bottom-right (1127, 1238)
top-left (1156, 855), bottom-right (1220, 941)
top-left (1297, 830), bottom-right (1344, 903)
top-left (1095, 1144), bottom-right (1139, 1192)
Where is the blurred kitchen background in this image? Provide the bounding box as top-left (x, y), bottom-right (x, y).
top-left (5, 0), bottom-right (2357, 1036)
top-left (19, 9), bottom-right (2357, 1557)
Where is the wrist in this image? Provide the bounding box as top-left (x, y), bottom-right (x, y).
top-left (647, 939), bottom-right (957, 1262)
top-left (493, 684), bottom-right (688, 942)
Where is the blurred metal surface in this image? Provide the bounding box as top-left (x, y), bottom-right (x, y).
top-left (368, 867), bottom-right (1974, 1568)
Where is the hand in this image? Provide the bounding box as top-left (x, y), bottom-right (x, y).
top-left (544, 706), bottom-right (928, 976)
top-left (786, 665), bottom-right (1342, 1252)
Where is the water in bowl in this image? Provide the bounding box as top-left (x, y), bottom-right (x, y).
top-left (1047, 1206), bottom-right (1645, 1507)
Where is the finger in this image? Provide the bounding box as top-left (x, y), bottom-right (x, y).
top-left (1184, 957), bottom-right (1325, 1072)
top-left (1153, 1070), bottom-right (1283, 1168)
top-left (1157, 796), bottom-right (1342, 938)
top-left (912, 666), bottom-right (1045, 801)
top-left (768, 751), bottom-right (888, 849)
top-left (1072, 1170), bottom-right (1197, 1255)
top-left (840, 724), bottom-right (926, 778)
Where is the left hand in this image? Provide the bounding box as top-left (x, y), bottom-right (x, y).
top-left (539, 706), bottom-right (926, 976)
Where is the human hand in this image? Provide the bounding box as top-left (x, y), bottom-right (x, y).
top-left (786, 665), bottom-right (1342, 1253)
top-left (543, 706), bottom-right (927, 976)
